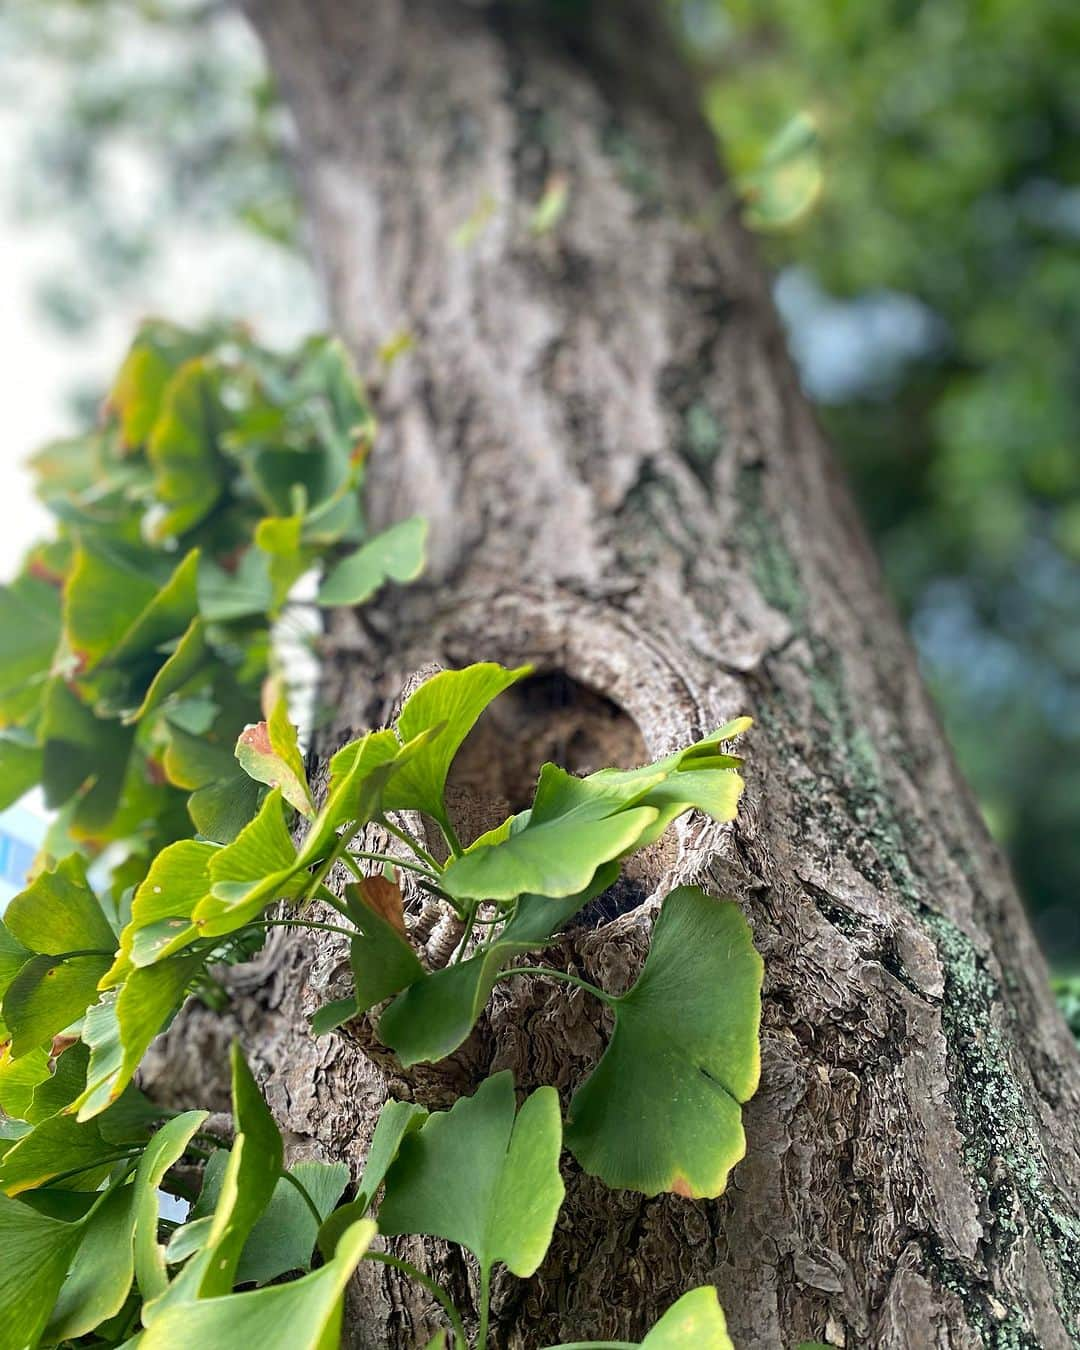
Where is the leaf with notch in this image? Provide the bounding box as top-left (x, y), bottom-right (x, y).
top-left (130, 1110), bottom-right (209, 1303)
top-left (74, 951), bottom-right (205, 1120)
top-left (564, 886), bottom-right (762, 1199)
top-left (379, 1070), bottom-right (563, 1282)
top-left (310, 881), bottom-right (424, 1035)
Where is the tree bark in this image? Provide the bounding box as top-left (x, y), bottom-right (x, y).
top-left (147, 2), bottom-right (1080, 1346)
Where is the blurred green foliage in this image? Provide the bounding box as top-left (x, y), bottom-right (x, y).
top-left (683, 0), bottom-right (1080, 961)
top-left (2, 0), bottom-right (1077, 961)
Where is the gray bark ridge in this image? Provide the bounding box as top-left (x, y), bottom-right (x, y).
top-left (157, 2), bottom-right (1080, 1345)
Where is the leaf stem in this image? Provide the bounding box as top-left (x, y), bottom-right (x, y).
top-left (253, 917), bottom-right (359, 942)
top-left (381, 818), bottom-right (443, 874)
top-left (347, 848), bottom-right (441, 881)
top-left (363, 1251), bottom-right (467, 1350)
top-left (477, 1263), bottom-right (491, 1350)
top-left (494, 965), bottom-right (615, 1005)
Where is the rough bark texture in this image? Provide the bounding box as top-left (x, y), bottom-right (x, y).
top-left (145, 2), bottom-right (1080, 1346)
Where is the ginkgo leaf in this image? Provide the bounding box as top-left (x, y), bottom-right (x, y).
top-left (0, 1193), bottom-right (83, 1350)
top-left (127, 616), bottom-right (209, 723)
top-left (639, 1287), bottom-right (735, 1348)
top-left (192, 789), bottom-right (306, 938)
top-left (255, 513), bottom-right (310, 615)
top-left (146, 358), bottom-right (226, 540)
top-left (317, 515), bottom-right (427, 607)
top-left (234, 1160), bottom-right (349, 1286)
top-left (317, 1101), bottom-right (427, 1258)
top-left (105, 839), bottom-right (217, 984)
top-left (105, 547), bottom-right (201, 672)
top-left (380, 1070), bottom-right (563, 1282)
top-left (441, 777), bottom-right (657, 901)
top-left (198, 1042), bottom-right (284, 1298)
top-left (74, 952), bottom-right (205, 1120)
top-left (310, 882), bottom-right (424, 1035)
top-left (139, 1218), bottom-right (376, 1350)
top-left (4, 854), bottom-right (115, 957)
top-left (0, 572), bottom-right (62, 728)
top-left (63, 541), bottom-right (161, 672)
top-left (235, 683), bottom-right (314, 817)
top-left (44, 1180), bottom-right (137, 1341)
top-left (565, 887), bottom-right (762, 1199)
top-left (2, 953), bottom-right (112, 1059)
top-left (0, 1110), bottom-right (120, 1195)
top-left (379, 864), bottom-right (619, 1067)
top-left (380, 662), bottom-right (531, 829)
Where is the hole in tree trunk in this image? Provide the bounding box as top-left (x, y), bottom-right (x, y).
top-left (445, 669), bottom-right (674, 925)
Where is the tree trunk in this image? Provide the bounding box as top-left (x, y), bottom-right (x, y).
top-left (146, 2), bottom-right (1080, 1345)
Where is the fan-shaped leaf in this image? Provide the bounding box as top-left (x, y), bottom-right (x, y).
top-left (380, 1070), bottom-right (563, 1281)
top-left (565, 886), bottom-right (762, 1199)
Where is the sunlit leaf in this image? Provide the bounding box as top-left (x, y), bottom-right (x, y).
top-left (380, 663), bottom-right (531, 832)
top-left (235, 683), bottom-right (314, 817)
top-left (565, 886), bottom-right (762, 1199)
top-left (640, 1287), bottom-right (735, 1348)
top-left (317, 515), bottom-right (428, 607)
top-left (132, 1111), bottom-right (209, 1302)
top-left (192, 789), bottom-right (304, 937)
top-left (380, 1070), bottom-right (563, 1280)
top-left (3, 854), bottom-right (115, 957)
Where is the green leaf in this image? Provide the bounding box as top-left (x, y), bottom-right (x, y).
top-left (132, 1111), bottom-right (210, 1302)
top-left (0, 1110), bottom-right (119, 1194)
top-left (74, 952), bottom-right (205, 1119)
top-left (146, 358), bottom-right (226, 540)
top-left (0, 1044), bottom-right (50, 1120)
top-left (317, 515), bottom-right (428, 606)
top-left (128, 616), bottom-right (209, 723)
top-left (235, 683), bottom-right (314, 817)
top-left (442, 781), bottom-right (657, 902)
top-left (380, 865), bottom-right (618, 1067)
top-left (0, 1193), bottom-right (83, 1350)
top-left (197, 548), bottom-right (274, 623)
top-left (2, 953), bottom-right (112, 1059)
top-left (255, 513), bottom-right (310, 614)
top-left (313, 880), bottom-right (424, 1031)
top-left (317, 1101), bottom-right (427, 1258)
top-left (0, 734), bottom-right (43, 811)
top-left (0, 572), bottom-right (62, 727)
top-left (45, 1180), bottom-right (137, 1340)
top-left (108, 320), bottom-right (205, 448)
top-left (565, 886), bottom-right (762, 1199)
top-left (139, 1218), bottom-right (376, 1350)
top-left (380, 663), bottom-right (531, 829)
top-left (63, 541), bottom-right (161, 672)
top-left (235, 1160), bottom-right (349, 1285)
top-left (640, 1287), bottom-right (734, 1348)
top-left (106, 547), bottom-right (202, 672)
top-left (192, 789), bottom-right (304, 938)
top-left (197, 1043), bottom-right (285, 1297)
top-left (4, 854), bottom-right (116, 956)
top-left (380, 1070), bottom-right (563, 1280)
top-left (107, 839), bottom-right (218, 983)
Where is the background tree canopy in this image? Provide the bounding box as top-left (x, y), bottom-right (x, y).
top-left (2, 0), bottom-right (1078, 968)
